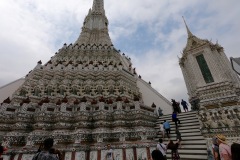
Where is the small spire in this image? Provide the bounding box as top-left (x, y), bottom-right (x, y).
top-left (182, 16), bottom-right (193, 38)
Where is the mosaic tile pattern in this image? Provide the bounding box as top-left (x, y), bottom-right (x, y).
top-left (136, 148), bottom-right (147, 160)
top-left (90, 151), bottom-right (97, 160)
top-left (75, 151), bottom-right (85, 160)
top-left (126, 148), bottom-right (134, 160)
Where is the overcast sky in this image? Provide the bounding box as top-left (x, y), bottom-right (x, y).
top-left (0, 0), bottom-right (239, 104)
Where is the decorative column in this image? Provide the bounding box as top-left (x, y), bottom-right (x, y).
top-left (133, 147), bottom-right (137, 160)
top-left (71, 151), bottom-right (76, 160)
top-left (122, 148), bottom-right (126, 160)
top-left (86, 150), bottom-right (90, 160)
top-left (97, 149), bottom-right (101, 160)
top-left (146, 147), bottom-right (151, 160)
top-left (17, 153), bottom-right (23, 160)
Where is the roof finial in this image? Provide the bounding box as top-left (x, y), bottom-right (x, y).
top-left (182, 16), bottom-right (193, 38)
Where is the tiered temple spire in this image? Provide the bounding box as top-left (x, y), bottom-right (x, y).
top-left (75, 0), bottom-right (112, 45)
top-left (182, 16), bottom-right (194, 38)
top-left (92, 0), bottom-right (105, 14)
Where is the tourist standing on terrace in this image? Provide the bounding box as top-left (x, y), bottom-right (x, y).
top-left (171, 99), bottom-right (181, 113)
top-left (105, 144), bottom-right (114, 160)
top-left (181, 99), bottom-right (189, 112)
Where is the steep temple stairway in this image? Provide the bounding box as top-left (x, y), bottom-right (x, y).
top-left (155, 111), bottom-right (208, 160)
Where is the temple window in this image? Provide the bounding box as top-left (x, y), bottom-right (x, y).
top-left (196, 54), bottom-right (214, 83)
top-left (73, 88), bottom-right (78, 95)
top-left (97, 86), bottom-right (103, 94)
top-left (47, 88), bottom-right (52, 96)
top-left (34, 88), bottom-right (40, 96)
top-left (19, 89), bottom-right (27, 97)
top-left (59, 87), bottom-right (65, 95)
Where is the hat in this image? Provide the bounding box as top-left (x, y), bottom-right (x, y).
top-left (216, 134), bottom-right (227, 144)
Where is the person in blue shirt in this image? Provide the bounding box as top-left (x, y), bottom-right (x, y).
top-left (172, 112), bottom-right (180, 128)
top-left (163, 120), bottom-right (171, 138)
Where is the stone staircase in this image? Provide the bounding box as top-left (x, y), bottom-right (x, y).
top-left (155, 111), bottom-right (208, 160)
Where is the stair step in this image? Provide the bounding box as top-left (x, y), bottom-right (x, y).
top-left (155, 123), bottom-right (200, 130)
top-left (155, 128), bottom-right (200, 133)
top-left (157, 118), bottom-right (199, 124)
top-left (167, 149), bottom-right (207, 154)
top-left (155, 111), bottom-right (207, 160)
top-left (166, 125), bottom-right (200, 131)
top-left (166, 154), bottom-right (207, 160)
top-left (156, 132), bottom-right (202, 137)
top-left (158, 115), bottom-right (198, 121)
top-left (160, 111), bottom-right (197, 119)
top-left (179, 145), bottom-right (207, 149)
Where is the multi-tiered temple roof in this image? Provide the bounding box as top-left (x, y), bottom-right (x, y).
top-left (0, 0), bottom-right (172, 157)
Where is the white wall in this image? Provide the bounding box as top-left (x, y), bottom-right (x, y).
top-left (231, 57), bottom-right (240, 75)
top-left (137, 78), bottom-right (172, 115)
top-left (0, 78), bottom-right (25, 102)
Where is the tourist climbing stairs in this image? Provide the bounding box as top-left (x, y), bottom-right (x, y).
top-left (155, 111), bottom-right (208, 160)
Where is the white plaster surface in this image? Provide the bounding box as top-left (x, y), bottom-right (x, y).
top-left (0, 78), bottom-right (25, 102)
top-left (137, 79), bottom-right (172, 114)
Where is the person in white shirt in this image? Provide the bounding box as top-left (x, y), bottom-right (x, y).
top-left (160, 123), bottom-right (165, 140)
top-left (157, 138), bottom-right (167, 160)
top-left (105, 144), bottom-right (114, 160)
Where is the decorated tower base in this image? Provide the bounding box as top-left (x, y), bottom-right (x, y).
top-left (0, 0), bottom-right (173, 159)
